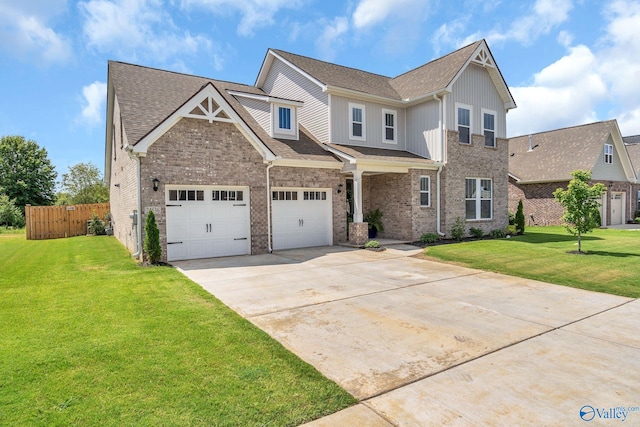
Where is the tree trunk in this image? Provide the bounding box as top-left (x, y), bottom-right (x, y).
top-left (577, 231), bottom-right (582, 253)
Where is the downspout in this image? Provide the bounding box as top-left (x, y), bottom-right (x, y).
top-left (126, 146), bottom-right (143, 259)
top-left (433, 94), bottom-right (446, 236)
top-left (266, 161), bottom-right (274, 253)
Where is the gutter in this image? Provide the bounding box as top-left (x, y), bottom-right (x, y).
top-left (433, 93), bottom-right (446, 237)
top-left (126, 145), bottom-right (143, 260)
top-left (436, 164), bottom-right (444, 236)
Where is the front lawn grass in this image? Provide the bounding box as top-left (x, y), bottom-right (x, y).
top-left (0, 235), bottom-right (355, 426)
top-left (421, 226), bottom-right (640, 298)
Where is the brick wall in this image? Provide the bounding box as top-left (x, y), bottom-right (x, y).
top-left (368, 172), bottom-right (413, 240)
top-left (109, 95), bottom-right (139, 254)
top-left (442, 131), bottom-right (509, 236)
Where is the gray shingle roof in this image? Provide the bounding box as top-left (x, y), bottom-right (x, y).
top-left (108, 61), bottom-right (339, 163)
top-left (271, 40), bottom-right (483, 101)
top-left (326, 143), bottom-right (435, 165)
top-left (624, 138), bottom-right (640, 177)
top-left (508, 120), bottom-right (617, 182)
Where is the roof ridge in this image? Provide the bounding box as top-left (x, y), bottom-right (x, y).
top-left (391, 39), bottom-right (482, 80)
top-left (270, 49), bottom-right (393, 80)
top-left (510, 119), bottom-right (616, 139)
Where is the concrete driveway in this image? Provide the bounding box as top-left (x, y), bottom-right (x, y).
top-left (174, 245), bottom-right (640, 426)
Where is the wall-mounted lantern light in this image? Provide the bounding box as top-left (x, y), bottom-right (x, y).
top-left (153, 177), bottom-right (160, 192)
top-left (337, 183), bottom-right (343, 194)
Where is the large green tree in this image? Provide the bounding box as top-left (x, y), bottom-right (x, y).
top-left (0, 136), bottom-right (57, 210)
top-left (553, 170), bottom-right (606, 253)
top-left (59, 162), bottom-right (109, 205)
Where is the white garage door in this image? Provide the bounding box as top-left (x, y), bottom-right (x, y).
top-left (272, 188), bottom-right (332, 250)
top-left (165, 186), bottom-right (250, 261)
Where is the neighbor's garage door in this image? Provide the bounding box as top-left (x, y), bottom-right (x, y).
top-left (165, 187), bottom-right (250, 261)
top-left (272, 188), bottom-right (332, 250)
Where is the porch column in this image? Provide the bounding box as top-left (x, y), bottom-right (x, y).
top-left (353, 169), bottom-right (364, 222)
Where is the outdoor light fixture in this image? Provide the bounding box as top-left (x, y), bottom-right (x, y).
top-left (153, 177), bottom-right (160, 192)
top-left (337, 183), bottom-right (343, 194)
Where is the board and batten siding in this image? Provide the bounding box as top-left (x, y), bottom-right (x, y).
top-left (236, 97), bottom-right (271, 135)
top-left (406, 101), bottom-right (441, 160)
top-left (447, 64), bottom-right (507, 138)
top-left (592, 135), bottom-right (630, 181)
top-left (261, 58), bottom-right (329, 143)
top-left (330, 95), bottom-right (406, 150)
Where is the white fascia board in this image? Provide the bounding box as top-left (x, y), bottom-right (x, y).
top-left (229, 90), bottom-right (304, 107)
top-left (132, 84), bottom-right (276, 161)
top-left (508, 173), bottom-right (521, 182)
top-left (342, 160), bottom-right (441, 174)
top-left (322, 144), bottom-right (357, 163)
top-left (271, 158), bottom-right (343, 169)
top-left (258, 50), bottom-right (327, 91)
top-left (610, 123), bottom-right (638, 182)
top-left (326, 85), bottom-right (405, 107)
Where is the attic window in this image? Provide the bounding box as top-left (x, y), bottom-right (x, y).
top-left (604, 144), bottom-right (613, 164)
top-left (271, 103), bottom-right (297, 139)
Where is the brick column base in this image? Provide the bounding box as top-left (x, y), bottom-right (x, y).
top-left (349, 222), bottom-right (369, 246)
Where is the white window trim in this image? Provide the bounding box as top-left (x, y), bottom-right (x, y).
top-left (382, 108), bottom-right (397, 144)
top-left (481, 108), bottom-right (497, 148)
top-left (349, 102), bottom-right (366, 141)
top-left (604, 143), bottom-right (613, 164)
top-left (419, 176), bottom-right (431, 207)
top-left (271, 103), bottom-right (298, 139)
top-left (465, 177), bottom-right (493, 221)
top-left (456, 103), bottom-right (473, 144)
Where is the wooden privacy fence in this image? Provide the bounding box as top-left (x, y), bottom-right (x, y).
top-left (25, 203), bottom-right (110, 240)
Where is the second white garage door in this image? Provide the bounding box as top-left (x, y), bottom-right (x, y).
top-left (272, 188), bottom-right (332, 250)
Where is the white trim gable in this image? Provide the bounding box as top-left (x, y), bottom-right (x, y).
top-left (448, 40), bottom-right (516, 110)
top-left (256, 50), bottom-right (327, 91)
top-left (132, 83), bottom-right (276, 160)
top-left (610, 122), bottom-right (638, 182)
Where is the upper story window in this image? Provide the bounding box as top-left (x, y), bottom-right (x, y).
top-left (271, 103), bottom-right (297, 139)
top-left (604, 144), bottom-right (613, 164)
top-left (382, 109), bottom-right (397, 143)
top-left (456, 104), bottom-right (472, 144)
top-left (349, 103), bottom-right (365, 140)
top-left (483, 109), bottom-right (496, 147)
top-left (278, 107), bottom-right (291, 130)
top-left (465, 178), bottom-right (492, 220)
top-left (420, 176), bottom-right (430, 207)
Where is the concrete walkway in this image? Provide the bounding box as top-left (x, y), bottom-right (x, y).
top-left (174, 245), bottom-right (640, 426)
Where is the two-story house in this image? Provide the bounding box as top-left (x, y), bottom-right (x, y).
top-left (106, 40), bottom-right (515, 262)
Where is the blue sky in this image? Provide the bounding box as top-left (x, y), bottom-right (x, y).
top-left (2, 0), bottom-right (640, 180)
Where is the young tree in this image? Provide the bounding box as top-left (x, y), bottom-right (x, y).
top-left (60, 162), bottom-right (109, 205)
top-left (0, 136), bottom-right (57, 210)
top-left (144, 210), bottom-right (162, 264)
top-left (553, 170), bottom-right (606, 253)
top-left (0, 192), bottom-right (25, 228)
top-left (515, 199), bottom-right (525, 235)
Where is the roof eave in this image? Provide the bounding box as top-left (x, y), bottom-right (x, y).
top-left (256, 49), bottom-right (327, 91)
top-left (325, 85), bottom-right (404, 106)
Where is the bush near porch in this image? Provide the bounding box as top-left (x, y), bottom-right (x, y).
top-left (420, 226), bottom-right (640, 298)
top-left (0, 235), bottom-right (355, 426)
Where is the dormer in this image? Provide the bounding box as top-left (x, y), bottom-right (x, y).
top-left (229, 90), bottom-right (303, 141)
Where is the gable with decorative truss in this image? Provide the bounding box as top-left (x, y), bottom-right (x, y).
top-left (130, 83), bottom-right (275, 160)
top-left (471, 47), bottom-right (495, 68)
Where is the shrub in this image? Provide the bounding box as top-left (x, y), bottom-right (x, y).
top-left (515, 200), bottom-right (525, 235)
top-left (592, 208), bottom-right (602, 227)
top-left (635, 217), bottom-right (640, 224)
top-left (505, 224), bottom-right (517, 235)
top-left (469, 227), bottom-right (484, 239)
top-left (489, 229), bottom-right (506, 238)
top-left (420, 232), bottom-right (440, 244)
top-left (144, 210), bottom-right (162, 264)
top-left (87, 212), bottom-right (106, 235)
top-left (508, 212), bottom-right (516, 225)
top-left (0, 193), bottom-right (25, 228)
top-left (451, 217), bottom-right (466, 242)
top-left (364, 240), bottom-right (380, 248)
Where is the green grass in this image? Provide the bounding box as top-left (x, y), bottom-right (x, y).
top-left (0, 235), bottom-right (355, 426)
top-left (422, 226), bottom-right (640, 298)
top-left (0, 226), bottom-right (25, 235)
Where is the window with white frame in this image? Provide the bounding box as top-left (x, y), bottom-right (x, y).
top-left (383, 109), bottom-right (396, 143)
top-left (482, 109), bottom-right (496, 147)
top-left (349, 103), bottom-right (365, 140)
top-left (465, 178), bottom-right (492, 220)
top-left (457, 104), bottom-right (471, 144)
top-left (604, 144), bottom-right (613, 164)
top-left (420, 176), bottom-right (430, 207)
top-left (278, 106), bottom-right (291, 130)
top-left (271, 104), bottom-right (297, 138)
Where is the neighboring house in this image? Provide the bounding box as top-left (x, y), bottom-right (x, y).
top-left (509, 120), bottom-right (638, 227)
top-left (623, 135), bottom-right (640, 215)
top-left (106, 39), bottom-right (516, 262)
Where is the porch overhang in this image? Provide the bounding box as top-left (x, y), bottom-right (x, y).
top-left (323, 143), bottom-right (440, 174)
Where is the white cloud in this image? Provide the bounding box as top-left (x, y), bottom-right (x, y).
top-left (182, 0), bottom-right (302, 37)
top-left (0, 2), bottom-right (72, 63)
top-left (80, 81), bottom-right (108, 125)
top-left (79, 0), bottom-right (217, 66)
top-left (352, 0), bottom-right (396, 29)
top-left (315, 16), bottom-right (349, 61)
top-left (507, 45), bottom-right (607, 136)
